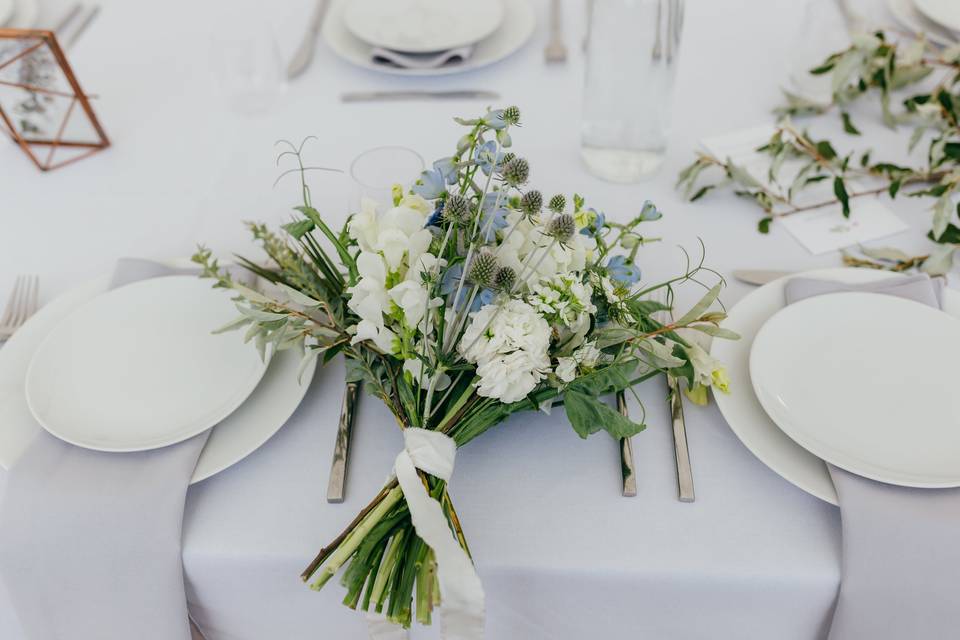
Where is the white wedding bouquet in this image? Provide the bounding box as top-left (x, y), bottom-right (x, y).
top-left (194, 107), bottom-right (733, 636)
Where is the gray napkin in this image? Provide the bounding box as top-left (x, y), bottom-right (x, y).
top-left (785, 273), bottom-right (960, 639)
top-left (371, 45), bottom-right (474, 69)
top-left (0, 259), bottom-right (238, 640)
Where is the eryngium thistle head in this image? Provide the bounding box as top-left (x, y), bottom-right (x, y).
top-left (443, 194), bottom-right (471, 225)
top-left (501, 157), bottom-right (529, 186)
top-left (548, 194), bottom-right (566, 213)
top-left (493, 266), bottom-right (517, 291)
top-left (503, 106), bottom-right (521, 126)
top-left (469, 250), bottom-right (499, 286)
top-left (520, 190), bottom-right (542, 215)
top-left (501, 152), bottom-right (517, 165)
top-left (547, 214), bottom-right (576, 242)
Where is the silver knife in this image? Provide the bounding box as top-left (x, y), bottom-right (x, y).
top-left (341, 90), bottom-right (500, 103)
top-left (327, 381), bottom-right (359, 503)
top-left (731, 269), bottom-right (793, 286)
top-left (617, 391), bottom-right (637, 497)
top-left (667, 375), bottom-right (695, 502)
top-left (287, 0), bottom-right (329, 80)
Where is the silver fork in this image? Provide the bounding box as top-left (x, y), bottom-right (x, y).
top-left (544, 0), bottom-right (568, 63)
top-left (654, 290), bottom-right (695, 502)
top-left (0, 275), bottom-right (39, 342)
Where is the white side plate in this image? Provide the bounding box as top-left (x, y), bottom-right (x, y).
top-left (710, 268), bottom-right (960, 504)
top-left (25, 276), bottom-right (269, 452)
top-left (913, 0), bottom-right (960, 33)
top-left (344, 0), bottom-right (504, 53)
top-left (0, 267), bottom-right (317, 481)
top-left (751, 292), bottom-right (960, 488)
top-left (324, 0), bottom-right (535, 77)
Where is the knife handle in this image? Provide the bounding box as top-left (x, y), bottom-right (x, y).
top-left (327, 382), bottom-right (360, 503)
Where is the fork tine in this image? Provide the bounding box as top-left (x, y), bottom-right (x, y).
top-left (20, 276), bottom-right (39, 327)
top-left (0, 277), bottom-right (22, 327)
top-left (11, 276), bottom-right (32, 328)
top-left (28, 276), bottom-right (39, 323)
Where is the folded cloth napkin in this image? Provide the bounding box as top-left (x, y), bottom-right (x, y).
top-left (0, 259), bottom-right (244, 640)
top-left (371, 46), bottom-right (473, 70)
top-left (785, 273), bottom-right (960, 640)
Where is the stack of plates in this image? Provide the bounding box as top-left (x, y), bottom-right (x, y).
top-left (0, 0), bottom-right (38, 29)
top-left (322, 0), bottom-right (536, 76)
top-left (711, 269), bottom-right (960, 504)
top-left (888, 0), bottom-right (960, 46)
top-left (0, 261), bottom-right (317, 483)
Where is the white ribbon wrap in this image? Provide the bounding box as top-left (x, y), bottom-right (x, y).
top-left (368, 428), bottom-right (485, 640)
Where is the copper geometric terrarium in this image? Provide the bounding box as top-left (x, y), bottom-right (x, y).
top-left (0, 28), bottom-right (109, 171)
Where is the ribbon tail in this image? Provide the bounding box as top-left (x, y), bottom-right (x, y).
top-left (395, 444), bottom-right (485, 640)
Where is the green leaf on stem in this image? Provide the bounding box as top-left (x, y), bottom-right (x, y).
top-left (563, 388), bottom-right (645, 439)
top-left (841, 112), bottom-right (861, 135)
top-left (758, 217), bottom-right (773, 234)
top-left (833, 177), bottom-right (850, 217)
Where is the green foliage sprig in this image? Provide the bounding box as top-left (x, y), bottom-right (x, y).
top-left (678, 32), bottom-right (960, 274)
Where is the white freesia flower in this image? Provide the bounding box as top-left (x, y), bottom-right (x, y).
top-left (458, 299), bottom-right (551, 403)
top-left (684, 341), bottom-right (730, 393)
top-left (352, 319), bottom-right (397, 354)
top-left (348, 197), bottom-right (381, 253)
top-left (555, 357), bottom-right (577, 383)
top-left (554, 341), bottom-right (603, 384)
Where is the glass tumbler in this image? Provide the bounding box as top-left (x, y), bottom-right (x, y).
top-left (581, 0), bottom-right (684, 182)
top-left (349, 146), bottom-right (426, 212)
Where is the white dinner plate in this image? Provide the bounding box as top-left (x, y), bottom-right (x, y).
top-left (710, 268), bottom-right (960, 504)
top-left (751, 292), bottom-right (960, 488)
top-left (913, 0), bottom-right (960, 33)
top-left (25, 276), bottom-right (270, 452)
top-left (0, 264), bottom-right (316, 481)
top-left (887, 0), bottom-right (958, 47)
top-left (344, 0), bottom-right (504, 54)
top-left (323, 0), bottom-right (535, 77)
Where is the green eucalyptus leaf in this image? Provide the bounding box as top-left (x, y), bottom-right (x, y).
top-left (563, 389), bottom-right (645, 439)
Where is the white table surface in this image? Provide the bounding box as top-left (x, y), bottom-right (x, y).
top-left (0, 0), bottom-right (944, 637)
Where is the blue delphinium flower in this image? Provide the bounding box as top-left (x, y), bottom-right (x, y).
top-left (480, 192), bottom-right (509, 241)
top-left (606, 255), bottom-right (641, 285)
top-left (433, 157), bottom-right (459, 185)
top-left (580, 208), bottom-right (606, 236)
top-left (474, 140), bottom-right (504, 176)
top-left (412, 168), bottom-right (446, 199)
top-left (425, 203), bottom-right (443, 228)
top-left (638, 200), bottom-right (662, 221)
top-left (481, 109), bottom-right (507, 130)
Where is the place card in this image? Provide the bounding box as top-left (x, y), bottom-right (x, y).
top-left (700, 126), bottom-right (908, 254)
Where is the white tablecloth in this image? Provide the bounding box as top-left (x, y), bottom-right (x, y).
top-left (0, 0), bottom-right (942, 637)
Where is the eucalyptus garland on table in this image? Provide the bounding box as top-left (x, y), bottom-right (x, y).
top-left (677, 32), bottom-right (960, 274)
top-left (193, 107), bottom-right (734, 635)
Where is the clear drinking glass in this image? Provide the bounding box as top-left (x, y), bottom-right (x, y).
top-left (581, 0), bottom-right (684, 182)
top-left (213, 29), bottom-right (286, 116)
top-left (349, 146), bottom-right (426, 212)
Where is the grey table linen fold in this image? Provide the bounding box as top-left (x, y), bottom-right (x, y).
top-left (785, 273), bottom-right (960, 640)
top-left (0, 259), bottom-right (239, 640)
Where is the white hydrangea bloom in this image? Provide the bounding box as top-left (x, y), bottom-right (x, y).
top-left (458, 299), bottom-right (551, 403)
